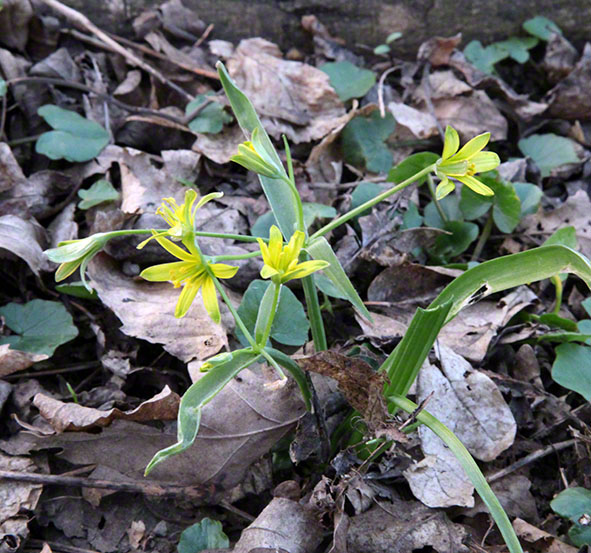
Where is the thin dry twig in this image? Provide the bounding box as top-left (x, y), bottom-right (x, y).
top-left (38, 0), bottom-right (193, 101)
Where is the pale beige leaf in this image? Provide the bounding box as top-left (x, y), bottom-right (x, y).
top-left (0, 215), bottom-right (51, 275)
top-left (0, 344), bottom-right (48, 377)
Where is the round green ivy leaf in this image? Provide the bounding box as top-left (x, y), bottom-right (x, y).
top-left (320, 61), bottom-right (376, 102)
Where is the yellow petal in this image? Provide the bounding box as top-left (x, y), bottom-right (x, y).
top-left (153, 234), bottom-right (195, 262)
top-left (181, 188), bottom-right (198, 222)
top-left (136, 230), bottom-right (170, 250)
top-left (438, 160), bottom-right (469, 176)
top-left (195, 191), bottom-right (223, 211)
top-left (140, 261), bottom-right (189, 282)
top-left (284, 230), bottom-right (305, 266)
top-left (441, 126), bottom-right (460, 160)
top-left (457, 175), bottom-right (494, 196)
top-left (261, 264), bottom-right (279, 279)
top-left (55, 260), bottom-right (82, 281)
top-left (435, 177), bottom-right (455, 200)
top-left (210, 263), bottom-right (239, 279)
top-left (471, 151), bottom-right (500, 173)
top-left (453, 132), bottom-right (490, 161)
top-left (281, 260), bottom-right (329, 282)
top-left (174, 279), bottom-right (202, 318)
top-left (257, 238), bottom-right (272, 266)
top-left (268, 225), bottom-right (283, 267)
top-left (201, 276), bottom-right (221, 324)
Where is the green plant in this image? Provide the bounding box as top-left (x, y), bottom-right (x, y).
top-left (44, 61), bottom-right (591, 553)
top-left (373, 32), bottom-right (403, 56)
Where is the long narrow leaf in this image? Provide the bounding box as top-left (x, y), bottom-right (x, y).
top-left (145, 349), bottom-right (261, 475)
top-left (389, 394), bottom-right (523, 553)
top-left (217, 62), bottom-right (298, 238)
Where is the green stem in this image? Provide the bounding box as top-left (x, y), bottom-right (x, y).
top-left (310, 165), bottom-right (435, 240)
top-left (209, 251), bottom-right (262, 262)
top-left (257, 281), bottom-right (281, 347)
top-left (551, 274), bottom-right (563, 314)
top-left (302, 273), bottom-right (327, 351)
top-left (282, 135), bottom-right (305, 233)
top-left (471, 209), bottom-right (494, 261)
top-left (97, 228), bottom-right (262, 243)
top-left (388, 395), bottom-right (524, 553)
top-left (427, 174), bottom-right (448, 223)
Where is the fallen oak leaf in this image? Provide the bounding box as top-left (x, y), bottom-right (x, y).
top-left (33, 386), bottom-right (180, 432)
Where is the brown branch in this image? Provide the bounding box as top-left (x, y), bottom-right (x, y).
top-left (0, 470), bottom-right (212, 501)
top-left (38, 0), bottom-right (193, 101)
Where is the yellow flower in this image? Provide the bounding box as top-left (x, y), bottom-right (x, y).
top-left (137, 189), bottom-right (222, 248)
top-left (230, 128), bottom-right (280, 178)
top-left (140, 234), bottom-right (238, 322)
top-left (435, 126), bottom-right (500, 200)
top-left (257, 225), bottom-right (329, 284)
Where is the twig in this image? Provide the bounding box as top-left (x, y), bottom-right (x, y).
top-left (377, 65), bottom-right (399, 118)
top-left (26, 539), bottom-right (99, 553)
top-left (2, 361), bottom-right (101, 380)
top-left (0, 91), bottom-right (7, 139)
top-left (486, 439), bottom-right (576, 484)
top-left (38, 0), bottom-right (193, 101)
top-left (0, 469), bottom-right (211, 500)
top-left (195, 23), bottom-right (215, 48)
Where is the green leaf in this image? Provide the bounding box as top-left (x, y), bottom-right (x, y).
top-left (424, 194), bottom-right (463, 229)
top-left (544, 226), bottom-right (577, 249)
top-left (77, 180), bottom-right (119, 210)
top-left (373, 44), bottom-right (390, 55)
top-left (401, 202), bottom-right (423, 230)
top-left (0, 300), bottom-right (78, 356)
top-left (428, 221), bottom-right (479, 263)
top-left (36, 105), bottom-right (110, 162)
top-left (235, 280), bottom-right (309, 346)
top-left (464, 40), bottom-right (508, 73)
top-left (251, 203), bottom-right (337, 237)
top-left (320, 61), bottom-right (376, 102)
top-left (217, 62), bottom-right (298, 239)
top-left (551, 343), bottom-right (591, 401)
top-left (306, 236), bottom-right (372, 320)
top-left (0, 79), bottom-right (6, 98)
top-left (145, 348), bottom-right (261, 474)
top-left (386, 32), bottom-right (403, 43)
top-left (185, 92), bottom-right (232, 134)
top-left (178, 519), bottom-right (229, 553)
top-left (523, 16), bottom-right (562, 41)
top-left (518, 133), bottom-right (580, 178)
top-left (341, 110), bottom-right (395, 173)
top-left (494, 36), bottom-right (539, 63)
top-left (350, 181), bottom-right (384, 219)
top-left (513, 182), bottom-right (542, 216)
top-left (313, 272), bottom-right (348, 300)
top-left (55, 282), bottom-right (98, 300)
top-left (551, 487), bottom-right (591, 547)
top-left (387, 152), bottom-right (438, 185)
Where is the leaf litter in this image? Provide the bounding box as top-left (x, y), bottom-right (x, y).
top-left (0, 1), bottom-right (590, 552)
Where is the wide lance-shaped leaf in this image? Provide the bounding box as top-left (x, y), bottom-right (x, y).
top-left (551, 343), bottom-right (591, 401)
top-left (36, 105), bottom-right (110, 162)
top-left (305, 236), bottom-right (372, 320)
top-left (144, 348), bottom-right (261, 475)
top-left (382, 245), bottom-right (591, 400)
top-left (0, 299), bottom-right (78, 356)
top-left (217, 62), bottom-right (298, 238)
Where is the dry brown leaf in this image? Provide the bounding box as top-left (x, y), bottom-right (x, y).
top-left (513, 518), bottom-right (578, 553)
top-left (233, 498), bottom-right (323, 553)
top-left (0, 344), bottom-right (48, 378)
top-left (0, 452), bottom-right (43, 522)
top-left (388, 102), bottom-right (439, 139)
top-left (547, 42), bottom-right (591, 120)
top-left (543, 33), bottom-right (578, 84)
top-left (0, 0), bottom-right (33, 51)
top-left (88, 254), bottom-right (228, 363)
top-left (33, 386), bottom-right (180, 433)
top-left (0, 143), bottom-right (27, 193)
top-left (192, 123), bottom-right (244, 164)
top-left (0, 215), bottom-right (51, 275)
top-left (227, 38), bottom-right (346, 143)
top-left (30, 47), bottom-right (81, 82)
top-left (417, 34), bottom-right (462, 66)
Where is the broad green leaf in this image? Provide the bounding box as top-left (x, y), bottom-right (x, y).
top-left (551, 343), bottom-right (591, 401)
top-left (401, 202), bottom-right (423, 230)
top-left (523, 16), bottom-right (562, 41)
top-left (217, 62), bottom-right (298, 238)
top-left (518, 133), bottom-right (579, 177)
top-left (424, 194), bottom-right (463, 229)
top-left (389, 395), bottom-right (524, 553)
top-left (236, 280), bottom-right (309, 347)
top-left (0, 79), bottom-right (6, 97)
top-left (306, 236), bottom-right (372, 320)
top-left (320, 61), bottom-right (376, 102)
top-left (428, 221), bottom-right (478, 263)
top-left (544, 226), bottom-right (577, 249)
top-left (464, 40), bottom-right (508, 74)
top-left (386, 32), bottom-right (402, 43)
top-left (55, 282), bottom-right (98, 300)
top-left (582, 297), bottom-right (591, 318)
top-left (494, 36), bottom-right (539, 63)
top-left (341, 110), bottom-right (395, 173)
top-left (0, 299), bottom-right (78, 356)
top-left (144, 349), bottom-right (261, 474)
top-left (36, 105), bottom-right (110, 162)
top-left (538, 312), bottom-right (578, 331)
top-left (251, 203), bottom-right (337, 237)
top-left (185, 92), bottom-right (232, 134)
top-left (551, 487), bottom-right (591, 547)
top-left (178, 519), bottom-right (229, 553)
top-left (77, 180), bottom-right (119, 210)
top-left (373, 44), bottom-right (390, 55)
top-left (350, 181), bottom-right (384, 219)
top-left (513, 182), bottom-right (542, 216)
top-left (313, 272), bottom-right (348, 300)
top-left (387, 152), bottom-right (438, 185)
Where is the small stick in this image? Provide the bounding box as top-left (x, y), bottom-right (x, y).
top-left (38, 0), bottom-right (192, 101)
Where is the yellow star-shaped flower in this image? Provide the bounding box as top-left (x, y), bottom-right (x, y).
top-left (257, 225), bottom-right (329, 284)
top-left (140, 234), bottom-right (237, 322)
top-left (435, 126), bottom-right (500, 200)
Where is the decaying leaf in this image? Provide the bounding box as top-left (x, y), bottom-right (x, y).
top-left (0, 452), bottom-right (43, 522)
top-left (0, 344), bottom-right (48, 377)
top-left (388, 102), bottom-right (439, 140)
top-left (0, 215), bottom-right (51, 275)
top-left (227, 38), bottom-right (346, 143)
top-left (0, 0), bottom-right (33, 51)
top-left (0, 143), bottom-right (27, 193)
top-left (33, 386), bottom-right (180, 432)
top-left (88, 254), bottom-right (228, 363)
top-left (513, 518), bottom-right (578, 553)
